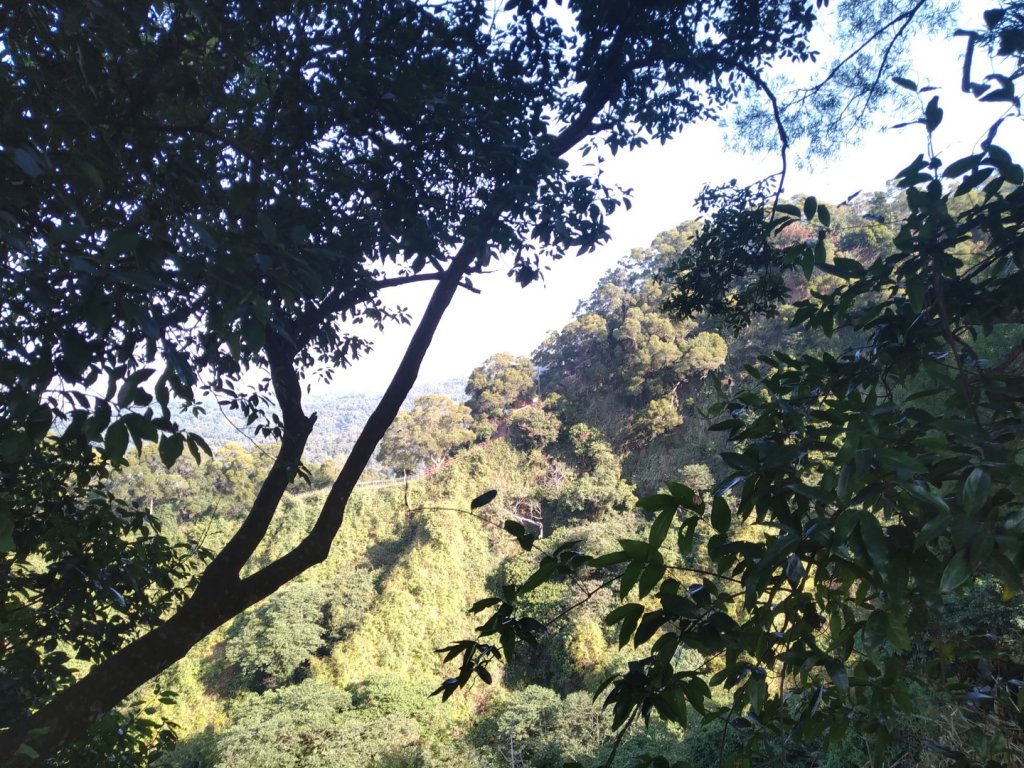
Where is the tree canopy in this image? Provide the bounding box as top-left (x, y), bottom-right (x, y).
top-left (0, 0), bottom-right (850, 762)
top-left (443, 14), bottom-right (1024, 764)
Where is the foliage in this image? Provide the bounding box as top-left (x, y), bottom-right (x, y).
top-left (534, 231), bottom-right (739, 473)
top-left (224, 581), bottom-right (328, 688)
top-left (509, 405), bottom-right (564, 452)
top-left (441, 28), bottom-right (1024, 766)
top-left (4, 0), bottom-right (831, 756)
top-left (377, 394), bottom-right (475, 475)
top-left (467, 354), bottom-right (539, 420)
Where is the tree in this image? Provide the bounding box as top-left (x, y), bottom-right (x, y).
top-left (0, 0), bottom-right (909, 761)
top-left (534, 230), bottom-right (728, 448)
top-left (466, 353), bottom-right (538, 421)
top-left (508, 405), bottom-right (563, 452)
top-left (444, 17), bottom-right (1024, 764)
top-left (376, 394), bottom-right (474, 475)
top-left (224, 580), bottom-right (329, 688)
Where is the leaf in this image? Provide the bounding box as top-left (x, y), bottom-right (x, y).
top-left (0, 509), bottom-right (14, 551)
top-left (986, 550), bottom-right (1024, 595)
top-left (620, 559), bottom-right (644, 598)
top-left (824, 658), bottom-right (849, 692)
top-left (469, 597), bottom-right (502, 613)
top-left (634, 610), bottom-right (665, 645)
top-left (503, 519), bottom-right (537, 551)
top-left (984, 8), bottom-right (1006, 28)
top-left (607, 603), bottom-right (644, 648)
top-left (104, 420), bottom-right (129, 462)
top-left (803, 196), bottom-right (817, 220)
top-left (891, 76), bottom-right (918, 92)
top-left (961, 468), bottom-right (991, 514)
top-left (520, 559), bottom-right (556, 593)
top-left (924, 96), bottom-right (943, 133)
top-left (774, 203), bottom-right (802, 218)
top-left (471, 490), bottom-right (498, 509)
top-left (648, 505), bottom-right (675, 549)
top-left (858, 513), bottom-right (889, 571)
top-left (587, 550), bottom-right (631, 568)
top-left (785, 554), bottom-right (805, 586)
top-left (942, 154), bottom-right (981, 178)
top-left (637, 560), bottom-right (666, 599)
top-left (158, 434), bottom-right (184, 468)
top-left (12, 147), bottom-right (44, 177)
top-left (710, 495), bottom-right (730, 533)
top-left (940, 550), bottom-right (972, 593)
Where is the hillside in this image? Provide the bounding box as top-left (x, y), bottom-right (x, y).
top-left (109, 189), bottom-right (1020, 768)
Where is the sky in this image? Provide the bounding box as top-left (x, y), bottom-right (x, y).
top-left (324, 1), bottom-right (1021, 396)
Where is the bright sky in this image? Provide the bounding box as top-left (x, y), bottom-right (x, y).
top-left (326, 1), bottom-right (1020, 396)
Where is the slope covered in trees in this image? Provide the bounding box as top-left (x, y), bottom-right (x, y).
top-left (4, 1), bottom-right (849, 758)
top-left (61, 130), bottom-right (1016, 767)
top-left (4, 1), bottom-right (1022, 766)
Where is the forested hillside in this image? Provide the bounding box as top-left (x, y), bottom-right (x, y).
top-left (4, 3), bottom-right (1023, 767)
top-left (79, 179), bottom-right (1013, 768)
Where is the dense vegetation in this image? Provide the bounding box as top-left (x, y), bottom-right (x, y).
top-left (3, 1), bottom-right (1023, 766)
top-left (50, 143), bottom-right (1024, 766)
top-left (3, 0), bottom-right (874, 759)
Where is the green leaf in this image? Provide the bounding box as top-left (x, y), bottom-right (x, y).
top-left (0, 509), bottom-right (14, 551)
top-left (985, 550), bottom-right (1024, 595)
top-left (943, 154), bottom-right (982, 178)
top-left (892, 76), bottom-right (918, 91)
top-left (824, 658), bottom-right (849, 692)
top-left (961, 468), bottom-right (991, 515)
top-left (864, 610), bottom-right (889, 647)
top-left (471, 490), bottom-right (498, 509)
top-left (637, 560), bottom-right (666, 599)
top-left (648, 505), bottom-right (676, 549)
top-left (940, 550), bottom-right (972, 593)
top-left (469, 597), bottom-right (502, 613)
top-left (924, 96), bottom-right (943, 133)
top-left (620, 559), bottom-right (644, 598)
top-left (710, 495), bottom-right (730, 533)
top-left (803, 196), bottom-right (817, 220)
top-left (588, 550), bottom-right (631, 568)
top-left (606, 603), bottom-right (644, 648)
top-left (158, 434), bottom-right (184, 468)
top-left (774, 203), bottom-right (802, 218)
top-left (104, 420), bottom-right (129, 462)
top-left (503, 519), bottom-right (536, 551)
top-left (858, 513), bottom-right (889, 571)
top-left (520, 559), bottom-right (556, 594)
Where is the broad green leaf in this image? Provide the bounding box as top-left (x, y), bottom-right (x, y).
top-left (648, 505), bottom-right (676, 550)
top-left (710, 495), bottom-right (730, 533)
top-left (104, 420), bottom-right (130, 462)
top-left (637, 560), bottom-right (666, 599)
top-left (892, 76), bottom-right (918, 91)
top-left (961, 468), bottom-right (991, 514)
top-left (158, 434), bottom-right (184, 468)
top-left (0, 509), bottom-right (14, 551)
top-left (824, 658), bottom-right (849, 692)
top-left (858, 513), bottom-right (889, 571)
top-left (471, 490), bottom-right (498, 509)
top-left (940, 550), bottom-right (972, 593)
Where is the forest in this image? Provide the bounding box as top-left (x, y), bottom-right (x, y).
top-left (2, 1), bottom-right (1023, 767)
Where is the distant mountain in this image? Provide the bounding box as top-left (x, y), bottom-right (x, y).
top-left (175, 378), bottom-right (468, 463)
